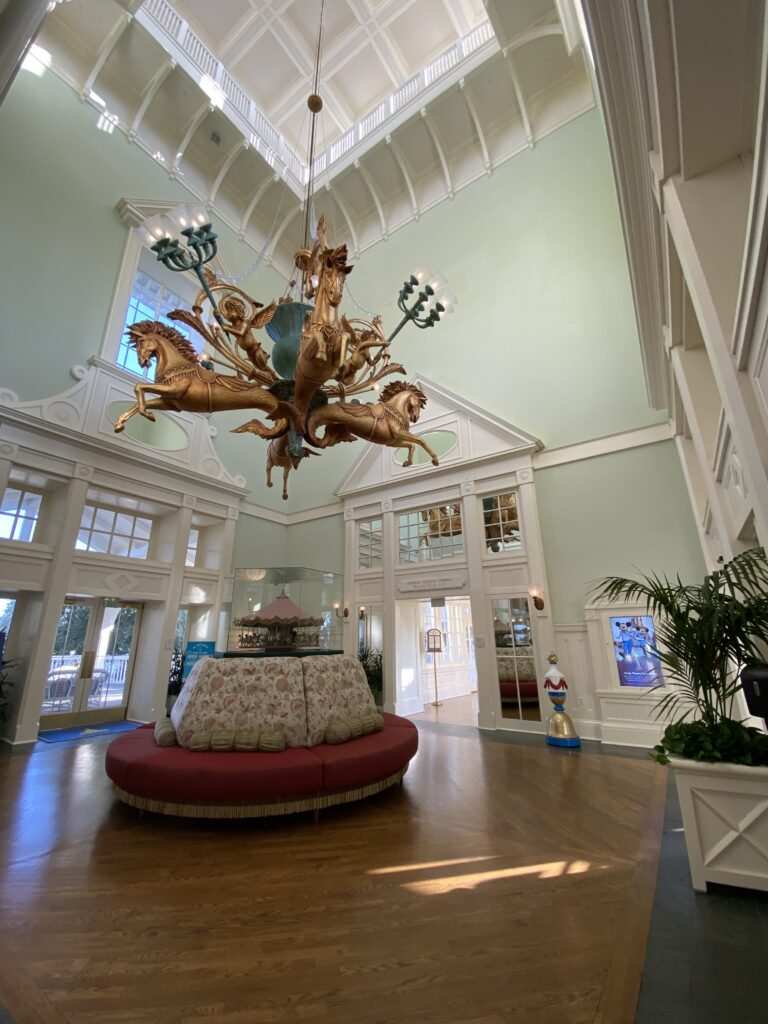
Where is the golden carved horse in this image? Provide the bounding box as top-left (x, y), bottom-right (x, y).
top-left (113, 321), bottom-right (288, 437)
top-left (264, 433), bottom-right (318, 501)
top-left (304, 381), bottom-right (439, 467)
top-left (291, 216), bottom-right (353, 431)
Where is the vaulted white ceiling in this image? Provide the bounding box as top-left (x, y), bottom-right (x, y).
top-left (37, 0), bottom-right (593, 274)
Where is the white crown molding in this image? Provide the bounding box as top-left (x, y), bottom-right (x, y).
top-left (532, 421), bottom-right (673, 470)
top-left (238, 501), bottom-right (287, 525)
top-left (287, 503), bottom-right (343, 525)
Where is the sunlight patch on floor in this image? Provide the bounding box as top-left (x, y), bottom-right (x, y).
top-left (401, 859), bottom-right (594, 895)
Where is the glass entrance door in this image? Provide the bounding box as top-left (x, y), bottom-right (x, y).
top-left (41, 598), bottom-right (142, 727)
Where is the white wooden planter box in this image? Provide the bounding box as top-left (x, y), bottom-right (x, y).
top-left (671, 757), bottom-right (768, 892)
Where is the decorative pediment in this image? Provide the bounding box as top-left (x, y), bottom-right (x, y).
top-left (336, 376), bottom-right (542, 498)
top-left (0, 361), bottom-right (247, 497)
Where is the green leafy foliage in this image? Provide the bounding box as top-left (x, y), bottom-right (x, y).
top-left (593, 547), bottom-right (768, 766)
top-left (651, 720), bottom-right (768, 767)
top-left (358, 642), bottom-right (383, 705)
top-left (0, 653), bottom-right (20, 724)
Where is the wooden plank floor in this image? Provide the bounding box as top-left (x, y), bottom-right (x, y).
top-left (0, 729), bottom-right (666, 1024)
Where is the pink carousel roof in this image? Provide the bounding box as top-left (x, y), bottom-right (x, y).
top-left (250, 592), bottom-right (323, 627)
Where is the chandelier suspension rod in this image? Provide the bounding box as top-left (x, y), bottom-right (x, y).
top-left (302, 0), bottom-right (326, 253)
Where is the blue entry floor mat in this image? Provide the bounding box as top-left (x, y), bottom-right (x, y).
top-left (38, 721), bottom-right (140, 743)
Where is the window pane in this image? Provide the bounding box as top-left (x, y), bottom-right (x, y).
top-left (110, 534), bottom-right (130, 557)
top-left (119, 269), bottom-right (196, 380)
top-left (1, 489), bottom-right (21, 515)
top-left (134, 517), bottom-right (152, 540)
top-left (129, 539), bottom-right (148, 559)
top-left (12, 517), bottom-right (37, 542)
top-left (19, 492), bottom-right (41, 518)
top-left (94, 508), bottom-right (115, 532)
top-left (76, 530), bottom-right (90, 549)
top-left (80, 505), bottom-right (95, 528)
top-left (89, 531), bottom-right (111, 553)
top-left (114, 513), bottom-right (134, 537)
top-left (0, 514), bottom-right (15, 540)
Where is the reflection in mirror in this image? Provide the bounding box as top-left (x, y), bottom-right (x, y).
top-left (358, 604), bottom-right (384, 706)
top-left (492, 597), bottom-right (541, 721)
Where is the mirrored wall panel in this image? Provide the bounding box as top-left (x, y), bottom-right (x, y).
top-left (492, 597), bottom-right (540, 721)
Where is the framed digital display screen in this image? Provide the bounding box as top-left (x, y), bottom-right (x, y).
top-left (609, 615), bottom-right (664, 688)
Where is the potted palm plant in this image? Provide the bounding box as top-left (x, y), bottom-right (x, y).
top-left (594, 547), bottom-right (768, 893)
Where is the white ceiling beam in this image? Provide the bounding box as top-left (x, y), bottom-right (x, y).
top-left (421, 108), bottom-right (453, 199)
top-left (458, 78), bottom-right (491, 174)
top-left (386, 134), bottom-right (419, 219)
top-left (343, 0), bottom-right (409, 84)
top-left (325, 184), bottom-right (360, 259)
top-left (354, 159), bottom-right (388, 240)
top-left (80, 12), bottom-right (132, 99)
top-left (209, 138), bottom-right (247, 205)
top-left (240, 173), bottom-right (279, 238)
top-left (503, 47), bottom-right (534, 148)
top-left (267, 204), bottom-right (301, 265)
top-left (172, 102), bottom-right (212, 176)
top-left (127, 57), bottom-right (175, 142)
top-left (218, 7), bottom-right (268, 64)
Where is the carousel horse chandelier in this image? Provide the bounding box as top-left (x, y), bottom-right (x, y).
top-left (116, 212), bottom-right (455, 498)
top-left (115, 2), bottom-right (455, 498)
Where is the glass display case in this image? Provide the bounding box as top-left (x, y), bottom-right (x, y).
top-left (228, 567), bottom-right (343, 656)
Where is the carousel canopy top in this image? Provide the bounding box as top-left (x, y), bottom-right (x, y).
top-left (248, 591), bottom-right (323, 627)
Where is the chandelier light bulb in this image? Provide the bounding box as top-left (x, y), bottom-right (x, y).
top-left (168, 204), bottom-right (193, 232)
top-left (441, 291), bottom-right (457, 315)
top-left (310, 274), bottom-right (320, 289)
top-left (412, 265), bottom-right (431, 284)
top-left (428, 271), bottom-right (447, 295)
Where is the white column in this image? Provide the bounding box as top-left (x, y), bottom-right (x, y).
top-left (10, 469), bottom-right (89, 745)
top-left (342, 514), bottom-right (356, 655)
top-left (208, 509), bottom-right (237, 646)
top-left (128, 504), bottom-right (193, 723)
top-left (517, 470), bottom-right (556, 663)
top-left (381, 505), bottom-right (397, 713)
top-left (461, 485), bottom-right (497, 730)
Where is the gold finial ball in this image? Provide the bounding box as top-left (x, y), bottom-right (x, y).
top-left (307, 93), bottom-right (323, 113)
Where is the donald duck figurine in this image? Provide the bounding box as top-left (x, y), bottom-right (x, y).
top-left (543, 652), bottom-right (580, 748)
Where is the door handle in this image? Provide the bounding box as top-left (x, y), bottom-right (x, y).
top-left (80, 650), bottom-right (96, 679)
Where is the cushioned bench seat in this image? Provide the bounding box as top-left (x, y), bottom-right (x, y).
top-left (105, 714), bottom-right (418, 819)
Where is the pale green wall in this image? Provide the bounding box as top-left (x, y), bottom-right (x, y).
top-left (0, 69), bottom-right (663, 513)
top-left (223, 105), bottom-right (667, 511)
top-left (1, 67), bottom-right (703, 624)
top-left (535, 441), bottom-right (706, 622)
top-left (0, 69), bottom-right (284, 407)
top-left (284, 515), bottom-right (345, 573)
top-left (231, 515), bottom-right (286, 571)
top-left (230, 515), bottom-right (344, 581)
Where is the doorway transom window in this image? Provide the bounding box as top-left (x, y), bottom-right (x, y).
top-left (76, 505), bottom-right (152, 559)
top-left (399, 503), bottom-right (464, 564)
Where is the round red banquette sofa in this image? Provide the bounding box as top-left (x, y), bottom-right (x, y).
top-left (105, 654), bottom-right (418, 819)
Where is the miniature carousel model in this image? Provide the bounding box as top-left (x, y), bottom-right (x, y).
top-left (234, 591), bottom-right (323, 652)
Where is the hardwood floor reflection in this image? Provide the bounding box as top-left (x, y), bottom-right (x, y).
top-left (409, 691), bottom-right (478, 726)
top-left (0, 729), bottom-right (666, 1024)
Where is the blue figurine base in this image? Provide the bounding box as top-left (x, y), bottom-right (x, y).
top-left (546, 735), bottom-right (581, 748)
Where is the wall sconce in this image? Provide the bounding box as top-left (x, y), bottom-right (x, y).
top-left (333, 602), bottom-right (349, 619)
top-left (359, 606), bottom-right (366, 620)
top-left (530, 588), bottom-right (545, 611)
